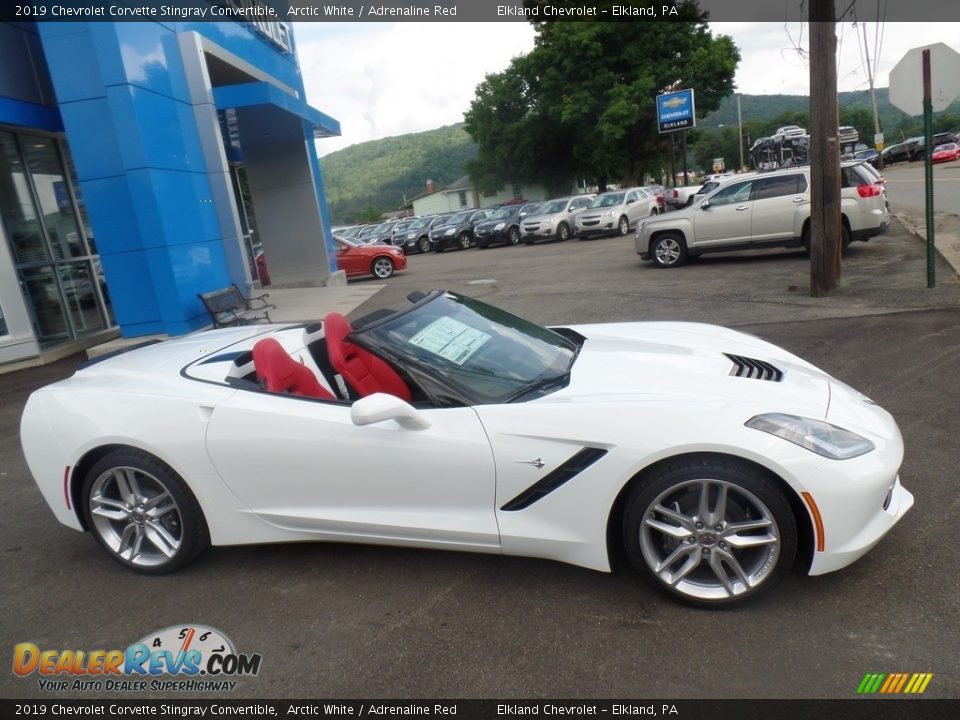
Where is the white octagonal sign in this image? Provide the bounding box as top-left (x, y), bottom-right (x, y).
top-left (889, 42), bottom-right (960, 116)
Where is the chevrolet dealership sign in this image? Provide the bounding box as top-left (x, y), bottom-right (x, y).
top-left (657, 89), bottom-right (696, 133)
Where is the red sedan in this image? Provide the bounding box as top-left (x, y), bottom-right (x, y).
top-left (335, 236), bottom-right (406, 280)
top-left (932, 142), bottom-right (960, 163)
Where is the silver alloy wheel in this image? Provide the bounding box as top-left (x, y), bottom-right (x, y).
top-left (654, 237), bottom-right (682, 266)
top-left (557, 223), bottom-right (569, 241)
top-left (417, 237), bottom-right (430, 253)
top-left (639, 478), bottom-right (780, 600)
top-left (89, 466), bottom-right (183, 568)
top-left (373, 257), bottom-right (394, 278)
top-left (459, 233), bottom-right (471, 250)
top-left (618, 216), bottom-right (629, 235)
top-left (508, 227), bottom-right (520, 245)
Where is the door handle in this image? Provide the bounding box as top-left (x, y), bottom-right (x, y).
top-left (793, 197), bottom-right (805, 203)
top-left (736, 205), bottom-right (749, 211)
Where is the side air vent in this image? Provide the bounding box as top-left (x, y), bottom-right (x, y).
top-left (500, 447), bottom-right (608, 511)
top-left (724, 353), bottom-right (783, 382)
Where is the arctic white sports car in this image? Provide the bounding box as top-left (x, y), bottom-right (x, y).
top-left (20, 290), bottom-right (913, 606)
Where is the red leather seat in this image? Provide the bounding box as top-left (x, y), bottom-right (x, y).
top-left (323, 312), bottom-right (411, 401)
top-left (252, 338), bottom-right (333, 399)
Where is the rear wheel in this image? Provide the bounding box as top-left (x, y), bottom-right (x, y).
top-left (650, 233), bottom-right (688, 268)
top-left (82, 449), bottom-right (208, 574)
top-left (623, 456), bottom-right (796, 607)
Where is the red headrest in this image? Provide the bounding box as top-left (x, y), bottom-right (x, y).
top-left (252, 338), bottom-right (333, 399)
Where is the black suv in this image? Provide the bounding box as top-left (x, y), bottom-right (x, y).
top-left (473, 203), bottom-right (542, 248)
top-left (429, 209), bottom-right (494, 252)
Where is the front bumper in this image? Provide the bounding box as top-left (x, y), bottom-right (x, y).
top-left (576, 219), bottom-right (616, 238)
top-left (474, 229), bottom-right (508, 245)
top-left (808, 475), bottom-right (913, 575)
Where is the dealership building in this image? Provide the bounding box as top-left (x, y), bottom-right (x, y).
top-left (0, 17), bottom-right (340, 365)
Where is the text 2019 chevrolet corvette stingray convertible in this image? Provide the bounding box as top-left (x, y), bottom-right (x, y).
top-left (20, 290), bottom-right (913, 606)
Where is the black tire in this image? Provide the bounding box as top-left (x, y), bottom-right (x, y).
top-left (622, 455), bottom-right (797, 608)
top-left (458, 232), bottom-right (472, 250)
top-left (556, 223), bottom-right (570, 242)
top-left (802, 224), bottom-right (811, 253)
top-left (508, 226), bottom-right (521, 245)
top-left (82, 449), bottom-right (209, 574)
top-left (650, 233), bottom-right (688, 268)
top-left (841, 224), bottom-right (852, 256)
top-left (617, 216), bottom-right (630, 236)
top-left (417, 237), bottom-right (430, 254)
top-left (372, 257), bottom-right (395, 278)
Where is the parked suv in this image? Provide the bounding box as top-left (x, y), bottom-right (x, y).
top-left (473, 203), bottom-right (542, 248)
top-left (521, 194), bottom-right (595, 244)
top-left (634, 163), bottom-right (889, 268)
top-left (429, 208), bottom-right (493, 252)
top-left (575, 187), bottom-right (658, 239)
top-left (394, 214), bottom-right (453, 254)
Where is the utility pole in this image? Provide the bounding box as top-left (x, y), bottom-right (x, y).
top-left (737, 93), bottom-right (744, 171)
top-left (861, 22), bottom-right (884, 169)
top-left (809, 0), bottom-right (842, 297)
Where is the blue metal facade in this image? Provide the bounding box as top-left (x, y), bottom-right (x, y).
top-left (0, 20), bottom-right (338, 338)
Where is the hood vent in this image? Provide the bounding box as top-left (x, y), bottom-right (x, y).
top-left (725, 353), bottom-right (783, 381)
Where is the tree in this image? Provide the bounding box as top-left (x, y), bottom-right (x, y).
top-left (464, 1), bottom-right (740, 193)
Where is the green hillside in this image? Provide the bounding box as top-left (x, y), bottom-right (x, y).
top-left (319, 91), bottom-right (960, 224)
top-left (319, 123), bottom-right (476, 225)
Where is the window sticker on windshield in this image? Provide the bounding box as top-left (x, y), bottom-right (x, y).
top-left (408, 317), bottom-right (491, 365)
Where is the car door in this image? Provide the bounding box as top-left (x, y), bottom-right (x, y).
top-left (692, 179), bottom-right (756, 247)
top-left (204, 392), bottom-right (500, 549)
top-left (627, 189), bottom-right (649, 225)
top-left (335, 241), bottom-right (364, 277)
top-left (750, 173), bottom-right (808, 242)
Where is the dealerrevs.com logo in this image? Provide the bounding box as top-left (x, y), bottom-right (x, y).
top-left (13, 624), bottom-right (261, 692)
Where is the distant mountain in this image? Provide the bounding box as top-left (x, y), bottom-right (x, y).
top-left (319, 91), bottom-right (960, 224)
top-left (700, 87), bottom-right (960, 135)
top-left (319, 123), bottom-right (477, 225)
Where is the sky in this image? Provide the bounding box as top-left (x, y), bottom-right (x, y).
top-left (293, 22), bottom-right (960, 156)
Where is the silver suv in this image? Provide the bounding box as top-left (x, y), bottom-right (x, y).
top-left (521, 194), bottom-right (595, 244)
top-left (634, 164), bottom-right (889, 268)
top-left (576, 187), bottom-right (659, 240)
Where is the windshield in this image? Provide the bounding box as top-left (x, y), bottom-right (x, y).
top-left (488, 207), bottom-right (515, 220)
top-left (590, 193), bottom-right (625, 208)
top-left (359, 222), bottom-right (390, 237)
top-left (446, 211), bottom-right (473, 224)
top-left (541, 199), bottom-right (568, 214)
top-left (352, 292), bottom-right (577, 405)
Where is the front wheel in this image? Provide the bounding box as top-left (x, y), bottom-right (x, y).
top-left (82, 449), bottom-right (209, 574)
top-left (650, 233), bottom-right (688, 268)
top-left (508, 227), bottom-right (521, 245)
top-left (623, 456), bottom-right (796, 607)
top-left (417, 237), bottom-right (430, 254)
top-left (556, 223), bottom-right (570, 242)
top-left (617, 216), bottom-right (630, 236)
top-left (372, 257), bottom-right (395, 278)
top-left (458, 232), bottom-right (472, 250)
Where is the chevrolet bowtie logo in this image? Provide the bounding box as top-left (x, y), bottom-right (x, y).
top-left (514, 458), bottom-right (546, 469)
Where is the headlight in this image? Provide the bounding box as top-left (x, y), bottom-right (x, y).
top-left (635, 221), bottom-right (645, 238)
top-left (745, 413), bottom-right (875, 459)
top-left (603, 211), bottom-right (613, 221)
top-left (494, 222), bottom-right (506, 231)
top-left (444, 228), bottom-right (456, 236)
top-left (406, 232), bottom-right (416, 239)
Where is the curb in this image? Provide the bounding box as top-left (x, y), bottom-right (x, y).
top-left (893, 211), bottom-right (960, 278)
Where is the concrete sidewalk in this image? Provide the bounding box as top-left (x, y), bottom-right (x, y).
top-left (895, 210), bottom-right (960, 279)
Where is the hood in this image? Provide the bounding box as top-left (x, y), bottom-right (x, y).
top-left (545, 322), bottom-right (831, 418)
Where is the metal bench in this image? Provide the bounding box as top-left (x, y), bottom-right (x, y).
top-left (198, 284), bottom-right (276, 328)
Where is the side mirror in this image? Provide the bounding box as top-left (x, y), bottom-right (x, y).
top-left (700, 200), bottom-right (711, 209)
top-left (626, 198), bottom-right (636, 205)
top-left (350, 393), bottom-right (431, 431)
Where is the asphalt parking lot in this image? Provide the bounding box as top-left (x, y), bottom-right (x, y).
top-left (2, 221), bottom-right (959, 700)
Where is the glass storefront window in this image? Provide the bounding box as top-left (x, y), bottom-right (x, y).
top-left (0, 131), bottom-right (48, 265)
top-left (0, 127), bottom-right (114, 350)
top-left (21, 136), bottom-right (85, 261)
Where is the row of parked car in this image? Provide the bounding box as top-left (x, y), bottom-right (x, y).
top-left (333, 187), bottom-right (667, 257)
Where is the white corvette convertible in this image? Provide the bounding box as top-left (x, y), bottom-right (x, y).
top-left (21, 290), bottom-right (913, 606)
